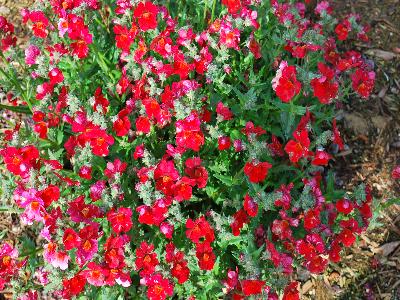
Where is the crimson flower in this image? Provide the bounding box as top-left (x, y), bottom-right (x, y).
top-left (351, 68), bottom-right (375, 98)
top-left (284, 129), bottom-right (311, 163)
top-left (195, 242), bottom-right (216, 271)
top-left (272, 61), bottom-right (301, 103)
top-left (310, 63), bottom-right (339, 104)
top-left (244, 161), bottom-right (272, 183)
top-left (241, 279), bottom-right (266, 296)
top-left (107, 207), bottom-right (133, 234)
top-left (135, 241), bottom-right (159, 276)
top-left (144, 273), bottom-right (174, 300)
top-left (222, 0), bottom-right (242, 14)
top-left (134, 2), bottom-right (158, 32)
top-left (175, 112), bottom-right (204, 152)
top-left (392, 165), bottom-right (400, 179)
top-left (185, 216), bottom-right (215, 244)
top-left (184, 157), bottom-right (208, 189)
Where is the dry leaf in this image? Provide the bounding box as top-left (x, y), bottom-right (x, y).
top-left (365, 49), bottom-right (398, 61)
top-left (373, 241), bottom-right (400, 256)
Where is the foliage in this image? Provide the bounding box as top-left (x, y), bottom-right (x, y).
top-left (0, 0), bottom-right (390, 299)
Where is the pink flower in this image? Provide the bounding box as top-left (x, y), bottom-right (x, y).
top-left (25, 45), bottom-right (40, 65)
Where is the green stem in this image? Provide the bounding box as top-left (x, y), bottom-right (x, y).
top-left (211, 0), bottom-right (217, 23)
top-left (0, 206), bottom-right (22, 213)
top-left (0, 53), bottom-right (33, 112)
top-left (203, 0), bottom-right (208, 25)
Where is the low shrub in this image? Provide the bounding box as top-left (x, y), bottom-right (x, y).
top-left (0, 0), bottom-right (390, 299)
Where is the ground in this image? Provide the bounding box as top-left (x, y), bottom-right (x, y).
top-left (0, 0), bottom-right (399, 299)
top-left (303, 1), bottom-right (400, 299)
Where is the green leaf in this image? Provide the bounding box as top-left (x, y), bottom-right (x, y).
top-left (0, 103), bottom-right (31, 114)
top-left (213, 173), bottom-right (233, 186)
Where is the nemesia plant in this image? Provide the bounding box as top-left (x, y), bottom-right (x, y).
top-left (0, 0), bottom-right (390, 299)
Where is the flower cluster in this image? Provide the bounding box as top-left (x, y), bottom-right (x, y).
top-left (0, 0), bottom-right (390, 299)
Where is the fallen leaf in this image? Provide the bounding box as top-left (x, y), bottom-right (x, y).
top-left (302, 280), bottom-right (314, 294)
top-left (373, 241), bottom-right (400, 256)
top-left (365, 49), bottom-right (398, 61)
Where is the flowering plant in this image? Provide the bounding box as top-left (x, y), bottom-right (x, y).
top-left (0, 0), bottom-right (389, 299)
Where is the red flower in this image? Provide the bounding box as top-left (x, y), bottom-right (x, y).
top-left (241, 279), bottom-right (265, 296)
top-left (272, 62), bottom-right (301, 103)
top-left (154, 159), bottom-right (179, 195)
top-left (266, 240), bottom-right (293, 274)
top-left (242, 121), bottom-right (266, 138)
top-left (67, 195), bottom-right (102, 224)
top-left (114, 24), bottom-right (136, 52)
top-left (62, 273), bottom-right (86, 298)
top-left (310, 63), bottom-right (338, 104)
top-left (63, 228), bottom-right (80, 251)
top-left (283, 282), bottom-right (300, 300)
top-left (305, 255), bottom-right (328, 274)
top-left (135, 241), bottom-right (159, 276)
top-left (38, 185), bottom-right (60, 207)
top-left (222, 268), bottom-right (239, 292)
top-left (218, 136), bottom-right (231, 151)
top-left (312, 150), bottom-right (332, 166)
top-left (113, 115), bottom-right (131, 137)
top-left (351, 68), bottom-right (375, 98)
top-left (338, 228), bottom-right (356, 247)
top-left (332, 119), bottom-right (344, 151)
top-left (83, 262), bottom-right (106, 287)
top-left (77, 224), bottom-right (100, 264)
top-left (93, 87), bottom-right (109, 112)
top-left (172, 178), bottom-right (193, 202)
top-left (243, 194), bottom-right (258, 217)
top-left (195, 242), bottom-right (216, 271)
top-left (0, 145), bottom-right (39, 178)
top-left (184, 157), bottom-right (208, 189)
top-left (222, 0), bottom-right (242, 14)
top-left (48, 68), bottom-right (64, 85)
top-left (244, 161), bottom-right (272, 183)
top-left (29, 11), bottom-right (49, 38)
top-left (284, 129), bottom-right (310, 163)
top-left (248, 35), bottom-right (262, 59)
top-left (328, 241), bottom-right (342, 263)
top-left (185, 216), bottom-right (215, 244)
top-left (176, 112), bottom-right (204, 152)
top-left (304, 209), bottom-right (321, 230)
top-left (335, 20), bottom-right (351, 41)
top-left (133, 144), bottom-right (145, 160)
top-left (89, 180), bottom-right (106, 201)
top-left (134, 2), bottom-right (158, 32)
top-left (216, 102), bottom-right (233, 120)
top-left (105, 159), bottom-right (127, 179)
top-left (137, 199), bottom-right (168, 226)
top-left (104, 235), bottom-right (129, 269)
top-left (271, 219), bottom-right (292, 240)
top-left (80, 127), bottom-right (114, 157)
top-left (230, 209), bottom-right (249, 236)
top-left (392, 165), bottom-right (400, 179)
top-left (136, 115), bottom-right (151, 134)
top-left (107, 207), bottom-right (133, 234)
top-left (268, 135), bottom-right (284, 157)
top-left (165, 243), bottom-right (190, 284)
top-left (159, 221), bottom-right (174, 239)
top-left (336, 198), bottom-right (354, 215)
top-left (144, 273), bottom-right (174, 300)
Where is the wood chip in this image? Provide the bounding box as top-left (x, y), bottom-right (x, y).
top-left (365, 49), bottom-right (398, 61)
top-left (373, 241), bottom-right (400, 256)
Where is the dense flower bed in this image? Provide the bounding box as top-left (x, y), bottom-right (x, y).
top-left (0, 0), bottom-right (393, 299)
